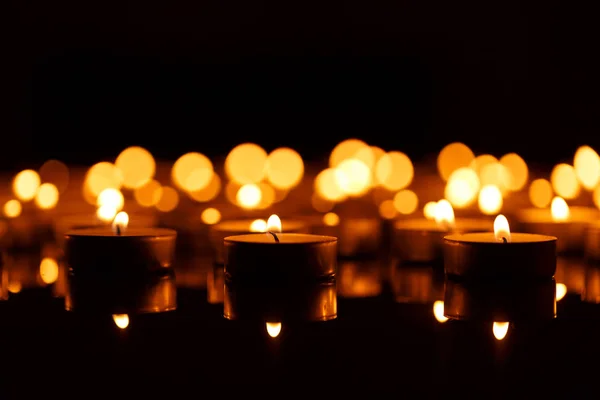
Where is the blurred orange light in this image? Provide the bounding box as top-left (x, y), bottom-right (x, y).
top-left (201, 207), bottom-right (221, 225)
top-left (13, 169), bottom-right (41, 201)
top-left (155, 186), bottom-right (179, 212)
top-left (3, 199), bottom-right (22, 218)
top-left (34, 183), bottom-right (59, 210)
top-left (115, 146), bottom-right (156, 189)
top-left (265, 147), bottom-right (304, 190)
top-left (437, 142), bottom-right (475, 181)
top-left (172, 152), bottom-right (214, 192)
top-left (225, 143), bottom-right (268, 184)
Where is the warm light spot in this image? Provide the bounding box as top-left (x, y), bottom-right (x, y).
top-left (323, 212), bottom-right (340, 226)
top-left (236, 183), bottom-right (262, 209)
top-left (423, 201), bottom-right (437, 220)
top-left (201, 208), bottom-right (221, 225)
top-left (225, 181), bottom-right (242, 205)
top-left (188, 173), bottom-right (221, 203)
top-left (315, 168), bottom-right (347, 202)
top-left (115, 146), bottom-right (156, 189)
top-left (265, 147), bottom-right (304, 190)
top-left (3, 199), bottom-right (22, 218)
top-left (84, 162), bottom-right (123, 198)
top-left (256, 182), bottom-right (275, 210)
top-left (267, 214), bottom-right (282, 233)
top-left (375, 151), bottom-right (414, 191)
top-left (96, 188), bottom-right (124, 211)
top-left (329, 138), bottom-right (371, 168)
top-left (556, 283), bottom-right (567, 301)
top-left (155, 186), bottom-right (179, 212)
top-left (574, 145), bottom-right (600, 190)
top-left (311, 192), bottom-right (335, 213)
top-left (594, 186), bottom-right (600, 210)
top-left (112, 314), bottom-right (129, 329)
top-left (225, 143), bottom-right (268, 184)
top-left (39, 257), bottom-right (59, 284)
top-left (39, 159), bottom-right (70, 194)
top-left (493, 322), bottom-right (509, 341)
top-left (8, 281), bottom-right (22, 294)
top-left (172, 152), bottom-right (214, 192)
top-left (434, 200), bottom-right (455, 228)
top-left (96, 204), bottom-right (118, 222)
top-left (112, 211), bottom-right (129, 234)
top-left (393, 190), bottom-right (418, 215)
top-left (437, 142), bottom-right (475, 181)
top-left (353, 146), bottom-right (378, 170)
top-left (444, 167), bottom-right (480, 208)
top-left (499, 153), bottom-right (528, 191)
top-left (469, 154), bottom-right (498, 176)
top-left (250, 219), bottom-right (267, 232)
top-left (551, 163), bottom-right (580, 199)
top-left (494, 214), bottom-right (511, 243)
top-left (13, 169), bottom-right (41, 201)
top-left (272, 187), bottom-right (289, 203)
top-left (478, 185), bottom-right (503, 215)
top-left (134, 179), bottom-right (163, 207)
top-left (479, 163), bottom-right (510, 194)
top-left (378, 199), bottom-right (398, 220)
top-left (551, 196), bottom-right (570, 222)
top-left (433, 300), bottom-right (448, 323)
top-left (335, 159), bottom-right (372, 197)
top-left (266, 322), bottom-right (282, 338)
top-left (34, 183), bottom-right (59, 210)
top-left (529, 179), bottom-right (553, 208)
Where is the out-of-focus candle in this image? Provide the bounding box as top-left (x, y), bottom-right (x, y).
top-left (337, 260), bottom-right (382, 298)
top-left (390, 263), bottom-right (443, 304)
top-left (309, 213), bottom-right (382, 258)
top-left (583, 221), bottom-right (600, 263)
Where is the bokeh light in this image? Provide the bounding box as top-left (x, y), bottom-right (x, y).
top-left (499, 153), bottom-right (528, 191)
top-left (478, 184), bottom-right (503, 215)
top-left (115, 146), bottom-right (156, 189)
top-left (444, 167), bottom-right (480, 208)
top-left (551, 163), bottom-right (580, 199)
top-left (469, 154), bottom-right (498, 176)
top-left (529, 178), bottom-right (553, 208)
top-left (423, 201), bottom-right (437, 220)
top-left (323, 212), bottom-right (340, 226)
top-left (134, 180), bottom-right (163, 207)
top-left (574, 145), bottom-right (600, 190)
top-left (172, 152), bottom-right (214, 192)
top-left (315, 168), bottom-right (346, 202)
top-left (236, 183), bottom-right (262, 209)
top-left (96, 204), bottom-right (118, 222)
top-left (39, 257), bottom-right (59, 285)
top-left (335, 159), bottom-right (372, 197)
top-left (84, 162), bottom-right (123, 200)
top-left (3, 199), bottom-right (22, 218)
top-left (13, 169), bottom-right (41, 202)
top-left (551, 196), bottom-right (570, 221)
top-left (39, 159), bottom-right (70, 194)
top-left (188, 173), bottom-right (221, 203)
top-left (378, 199), bottom-right (398, 220)
top-left (329, 138), bottom-right (371, 168)
top-left (311, 192), bottom-right (335, 213)
top-left (155, 186), bottom-right (179, 212)
top-left (265, 147), bottom-right (304, 190)
top-left (375, 151), bottom-right (413, 191)
top-left (225, 143), bottom-right (268, 184)
top-left (97, 188), bottom-right (124, 211)
top-left (34, 183), bottom-right (59, 210)
top-left (393, 190), bottom-right (418, 215)
top-left (201, 207), bottom-right (221, 225)
top-left (256, 182), bottom-right (276, 210)
top-left (479, 163), bottom-right (510, 194)
top-left (437, 142), bottom-right (475, 181)
top-left (250, 219), bottom-right (268, 232)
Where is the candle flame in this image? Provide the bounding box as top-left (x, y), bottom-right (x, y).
top-left (433, 300), bottom-right (448, 323)
top-left (493, 321), bottom-right (509, 340)
top-left (493, 214), bottom-right (511, 243)
top-left (266, 322), bottom-right (282, 338)
top-left (112, 314), bottom-right (129, 329)
top-left (249, 219), bottom-right (267, 232)
top-left (434, 199), bottom-right (455, 229)
top-left (267, 214), bottom-right (282, 233)
top-left (551, 196), bottom-right (570, 222)
top-left (556, 283), bottom-right (567, 301)
top-left (112, 211), bottom-right (129, 234)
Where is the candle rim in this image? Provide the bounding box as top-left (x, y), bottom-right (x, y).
top-left (394, 217), bottom-right (492, 231)
top-left (212, 218), bottom-right (307, 231)
top-left (65, 227), bottom-right (177, 238)
top-left (224, 232), bottom-right (337, 244)
top-left (444, 232), bottom-right (557, 244)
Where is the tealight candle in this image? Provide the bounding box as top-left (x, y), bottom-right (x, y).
top-left (584, 221), bottom-right (600, 263)
top-left (516, 197), bottom-right (599, 255)
top-left (224, 215), bottom-right (337, 282)
top-left (443, 214), bottom-right (557, 280)
top-left (393, 200), bottom-right (492, 263)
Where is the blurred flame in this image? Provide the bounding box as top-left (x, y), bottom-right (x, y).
top-left (112, 211), bottom-right (129, 234)
top-left (266, 322), bottom-right (282, 338)
top-left (323, 212), bottom-right (340, 226)
top-left (551, 163), bottom-right (580, 200)
top-left (493, 322), bottom-right (509, 340)
top-left (444, 167), bottom-right (480, 208)
top-left (115, 146), bottom-right (156, 189)
top-left (433, 300), bottom-right (448, 323)
top-left (39, 257), bottom-right (59, 284)
top-left (236, 183), bottom-right (262, 209)
top-left (155, 186), bottom-right (179, 212)
top-left (393, 190), bottom-right (418, 215)
top-left (551, 196), bottom-right (570, 222)
top-left (97, 188), bottom-right (124, 211)
top-left (556, 283), bottom-right (567, 301)
top-left (378, 199), bottom-right (397, 220)
top-left (13, 169), bottom-right (41, 202)
top-left (529, 178), bottom-right (553, 208)
top-left (35, 183), bottom-right (60, 210)
top-left (172, 152), bottom-right (214, 192)
top-left (112, 314), bottom-right (129, 329)
top-left (201, 208), bottom-right (221, 225)
top-left (423, 201), bottom-right (437, 220)
top-left (494, 214), bottom-right (511, 243)
top-left (250, 219), bottom-right (267, 232)
top-left (434, 200), bottom-right (455, 229)
top-left (96, 204), bottom-right (118, 223)
top-left (335, 159), bottom-right (372, 197)
top-left (478, 184), bottom-right (503, 215)
top-left (437, 142), bottom-right (475, 181)
top-left (375, 151), bottom-right (414, 191)
top-left (265, 147), bottom-right (304, 190)
top-left (574, 145), bottom-right (600, 190)
top-left (225, 143), bottom-right (267, 184)
top-left (3, 199), bottom-right (22, 218)
top-left (267, 215), bottom-right (282, 233)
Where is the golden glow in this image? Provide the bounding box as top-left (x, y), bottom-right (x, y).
top-left (529, 178), bottom-right (553, 208)
top-left (236, 183), bottom-right (262, 209)
top-left (112, 211), bottom-right (129, 233)
top-left (551, 163), bottom-right (580, 199)
top-left (493, 322), bottom-right (509, 341)
top-left (393, 190), bottom-right (418, 215)
top-left (250, 219), bottom-right (267, 232)
top-left (112, 314), bottom-right (129, 329)
top-left (97, 188), bottom-right (124, 211)
top-left (594, 185), bottom-right (600, 210)
top-left (155, 186), bottom-right (179, 212)
top-left (115, 146), bottom-right (156, 189)
top-left (479, 163), bottom-right (510, 194)
top-left (437, 142), bottom-right (475, 181)
top-left (378, 199), bottom-right (398, 220)
top-left (335, 159), bottom-right (372, 197)
top-left (433, 301), bottom-right (448, 323)
top-left (267, 214), bottom-right (282, 232)
top-left (34, 183), bottom-right (59, 210)
top-left (8, 281), bottom-right (22, 294)
top-left (256, 182), bottom-right (276, 210)
top-left (574, 145), bottom-right (600, 190)
top-left (96, 204), bottom-right (118, 222)
top-left (469, 154), bottom-right (498, 176)
top-left (556, 283), bottom-right (567, 301)
top-left (39, 159), bottom-right (70, 193)
top-left (265, 147), bottom-right (304, 190)
top-left (323, 212), bottom-right (340, 226)
top-left (478, 184), bottom-right (503, 215)
top-left (225, 143), bottom-right (268, 184)
top-left (444, 167), bottom-right (480, 208)
top-left (499, 153), bottom-right (528, 191)
top-left (551, 196), bottom-right (570, 222)
top-left (134, 179), bottom-right (163, 207)
top-left (188, 173), bottom-right (221, 203)
top-left (494, 214), bottom-right (511, 243)
top-left (314, 168), bottom-right (346, 202)
top-left (375, 151), bottom-right (414, 191)
top-left (311, 192), bottom-right (335, 213)
top-left (266, 322), bottom-right (282, 338)
top-left (434, 199), bottom-right (455, 228)
top-left (13, 169), bottom-right (41, 201)
top-left (201, 207), bottom-right (221, 225)
top-left (172, 152), bottom-right (214, 192)
top-left (39, 257), bottom-right (59, 284)
top-left (83, 162), bottom-right (123, 198)
top-left (329, 138), bottom-right (370, 168)
top-left (423, 201), bottom-right (437, 220)
top-left (3, 199), bottom-right (22, 218)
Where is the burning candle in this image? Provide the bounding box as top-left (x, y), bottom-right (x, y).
top-left (443, 215), bottom-right (557, 280)
top-left (516, 196), bottom-right (598, 255)
top-left (392, 200), bottom-right (492, 263)
top-left (309, 213), bottom-right (382, 258)
top-left (224, 215), bottom-right (337, 282)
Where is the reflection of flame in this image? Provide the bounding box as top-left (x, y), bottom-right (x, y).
top-left (112, 211), bottom-right (129, 234)
top-left (556, 283), bottom-right (567, 301)
top-left (423, 201), bottom-right (437, 220)
top-left (434, 200), bottom-right (455, 228)
top-left (112, 314), bottom-right (129, 329)
top-left (249, 219), bottom-right (267, 232)
top-left (493, 321), bottom-right (509, 340)
top-left (39, 257), bottom-right (59, 284)
top-left (267, 214), bottom-right (282, 232)
top-left (493, 214), bottom-right (511, 243)
top-left (266, 322), bottom-right (282, 338)
top-left (433, 300), bottom-right (448, 323)
top-left (551, 196), bottom-right (570, 222)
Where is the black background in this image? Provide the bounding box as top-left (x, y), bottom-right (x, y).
top-left (5, 0), bottom-right (600, 170)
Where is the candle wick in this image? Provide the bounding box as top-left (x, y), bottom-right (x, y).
top-left (116, 224), bottom-right (121, 236)
top-left (502, 236), bottom-right (507, 243)
top-left (268, 231), bottom-right (280, 243)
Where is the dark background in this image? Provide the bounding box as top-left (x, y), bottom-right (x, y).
top-left (5, 0), bottom-right (600, 170)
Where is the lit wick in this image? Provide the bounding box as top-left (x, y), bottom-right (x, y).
top-left (268, 231), bottom-right (280, 243)
top-left (502, 236), bottom-right (507, 244)
top-left (266, 214), bottom-right (282, 243)
top-left (116, 224), bottom-right (122, 236)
